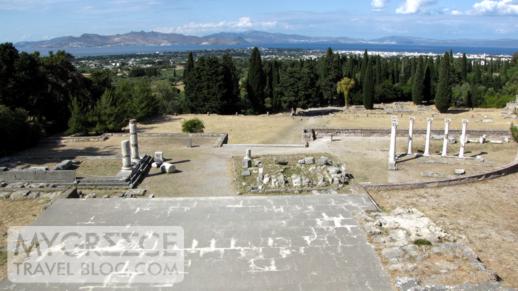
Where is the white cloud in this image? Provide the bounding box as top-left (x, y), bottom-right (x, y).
top-left (396, 0), bottom-right (432, 14)
top-left (471, 0), bottom-right (518, 15)
top-left (450, 9), bottom-right (463, 15)
top-left (155, 17), bottom-right (278, 35)
top-left (371, 0), bottom-right (388, 10)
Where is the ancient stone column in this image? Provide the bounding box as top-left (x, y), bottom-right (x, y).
top-left (407, 116), bottom-right (415, 155)
top-left (121, 140), bottom-right (132, 170)
top-left (129, 119), bottom-right (140, 162)
top-left (459, 119), bottom-right (469, 158)
top-left (441, 119), bottom-right (451, 157)
top-left (388, 117), bottom-right (398, 170)
top-left (424, 118), bottom-right (433, 157)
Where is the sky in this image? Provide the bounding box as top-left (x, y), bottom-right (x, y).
top-left (1, 0), bottom-right (518, 42)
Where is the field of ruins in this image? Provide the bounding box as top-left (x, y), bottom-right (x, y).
top-left (0, 102), bottom-right (517, 290)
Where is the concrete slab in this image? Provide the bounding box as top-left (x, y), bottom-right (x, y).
top-left (1, 194), bottom-right (392, 291)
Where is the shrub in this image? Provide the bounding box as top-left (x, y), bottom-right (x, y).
top-left (414, 239), bottom-right (432, 246)
top-left (511, 123), bottom-right (518, 143)
top-left (182, 118), bottom-right (205, 133)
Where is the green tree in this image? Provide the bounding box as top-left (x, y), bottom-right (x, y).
top-left (412, 58), bottom-right (425, 105)
top-left (363, 60), bottom-right (375, 109)
top-left (246, 47), bottom-right (266, 113)
top-left (435, 52), bottom-right (452, 113)
top-left (337, 77), bottom-right (356, 108)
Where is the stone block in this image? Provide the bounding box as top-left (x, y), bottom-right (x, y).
top-left (160, 163), bottom-right (176, 174)
top-left (10, 190), bottom-right (31, 200)
top-left (0, 192), bottom-right (10, 199)
top-left (54, 160), bottom-right (75, 170)
top-left (454, 169), bottom-right (466, 176)
top-left (154, 152), bottom-right (164, 164)
top-left (317, 156), bottom-right (331, 166)
top-left (241, 169), bottom-right (251, 177)
top-left (291, 175), bottom-right (302, 187)
top-left (304, 157), bottom-right (315, 165)
top-left (123, 189), bottom-right (147, 197)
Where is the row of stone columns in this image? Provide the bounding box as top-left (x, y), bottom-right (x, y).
top-left (388, 117), bottom-right (469, 170)
top-left (121, 119), bottom-right (141, 170)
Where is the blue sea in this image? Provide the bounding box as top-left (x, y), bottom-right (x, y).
top-left (25, 43), bottom-right (517, 57)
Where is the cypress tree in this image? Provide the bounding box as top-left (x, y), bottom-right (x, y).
top-left (423, 64), bottom-right (433, 104)
top-left (461, 53), bottom-right (468, 81)
top-left (221, 54), bottom-right (240, 114)
top-left (363, 60), bottom-right (375, 110)
top-left (412, 57), bottom-right (424, 105)
top-left (435, 52), bottom-right (451, 113)
top-left (184, 52), bottom-right (195, 112)
top-left (246, 47), bottom-right (265, 113)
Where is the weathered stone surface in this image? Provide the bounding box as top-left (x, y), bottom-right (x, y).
top-left (241, 169), bottom-right (251, 177)
top-left (0, 192), bottom-right (10, 199)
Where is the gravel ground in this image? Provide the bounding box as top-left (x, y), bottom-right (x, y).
top-left (369, 173), bottom-right (518, 288)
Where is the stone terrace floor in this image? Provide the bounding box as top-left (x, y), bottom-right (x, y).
top-left (0, 194), bottom-right (392, 291)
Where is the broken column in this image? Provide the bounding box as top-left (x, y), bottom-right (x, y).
top-left (243, 148), bottom-right (252, 169)
top-left (441, 119), bottom-right (451, 157)
top-left (424, 118), bottom-right (433, 157)
top-left (459, 119), bottom-right (469, 159)
top-left (407, 116), bottom-right (415, 155)
top-left (388, 117), bottom-right (398, 170)
top-left (121, 140), bottom-right (132, 170)
top-left (129, 119), bottom-right (140, 162)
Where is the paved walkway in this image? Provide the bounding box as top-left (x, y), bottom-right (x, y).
top-left (1, 194), bottom-right (392, 291)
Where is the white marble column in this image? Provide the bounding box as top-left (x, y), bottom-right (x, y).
top-left (388, 118), bottom-right (398, 170)
top-left (121, 140), bottom-right (132, 170)
top-left (424, 118), bottom-right (433, 157)
top-left (407, 116), bottom-right (415, 155)
top-left (441, 119), bottom-right (451, 157)
top-left (459, 119), bottom-right (469, 158)
top-left (129, 119), bottom-right (140, 162)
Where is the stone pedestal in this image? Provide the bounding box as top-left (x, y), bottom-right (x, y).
top-left (407, 117), bottom-right (415, 155)
top-left (121, 140), bottom-right (132, 170)
top-left (129, 119), bottom-right (140, 162)
top-left (424, 118), bottom-right (433, 157)
top-left (245, 148), bottom-right (252, 160)
top-left (388, 118), bottom-right (398, 170)
top-left (441, 119), bottom-right (451, 157)
top-left (459, 119), bottom-right (469, 158)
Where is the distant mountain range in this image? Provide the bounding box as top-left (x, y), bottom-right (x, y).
top-left (15, 30), bottom-right (518, 51)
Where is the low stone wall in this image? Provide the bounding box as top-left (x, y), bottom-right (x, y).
top-left (44, 132), bottom-right (229, 148)
top-left (361, 155), bottom-right (518, 191)
top-left (305, 128), bottom-right (511, 140)
top-left (0, 170), bottom-right (76, 184)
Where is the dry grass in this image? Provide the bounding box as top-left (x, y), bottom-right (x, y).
top-left (139, 105), bottom-right (513, 145)
top-left (369, 173), bottom-right (518, 288)
top-left (0, 198), bottom-right (50, 280)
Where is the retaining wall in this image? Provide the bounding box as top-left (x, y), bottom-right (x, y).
top-left (0, 170), bottom-right (76, 183)
top-left (361, 153), bottom-right (518, 191)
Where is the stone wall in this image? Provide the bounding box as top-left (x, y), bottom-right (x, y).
top-left (0, 170), bottom-right (76, 183)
